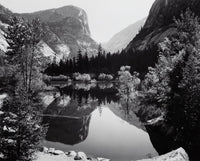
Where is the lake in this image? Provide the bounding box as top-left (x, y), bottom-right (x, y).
top-left (41, 82), bottom-right (158, 160)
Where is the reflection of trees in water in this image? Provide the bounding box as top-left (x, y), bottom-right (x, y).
top-left (43, 115), bottom-right (91, 145)
top-left (62, 85), bottom-right (119, 106)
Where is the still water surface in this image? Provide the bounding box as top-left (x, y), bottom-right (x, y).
top-left (42, 82), bottom-right (158, 160)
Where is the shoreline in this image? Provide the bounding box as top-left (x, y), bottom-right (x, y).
top-left (36, 147), bottom-right (189, 161)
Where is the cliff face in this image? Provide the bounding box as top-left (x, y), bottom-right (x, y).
top-left (21, 5), bottom-right (98, 59)
top-left (0, 4), bottom-right (98, 60)
top-left (126, 0), bottom-right (200, 52)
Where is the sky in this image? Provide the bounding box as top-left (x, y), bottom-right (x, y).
top-left (0, 0), bottom-right (155, 43)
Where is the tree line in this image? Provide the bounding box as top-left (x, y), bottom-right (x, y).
top-left (44, 44), bottom-right (158, 78)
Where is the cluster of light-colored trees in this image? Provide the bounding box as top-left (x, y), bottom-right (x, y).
top-left (73, 73), bottom-right (91, 82)
top-left (98, 73), bottom-right (113, 81)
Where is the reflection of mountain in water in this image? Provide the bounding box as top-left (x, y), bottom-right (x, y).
top-left (44, 95), bottom-right (98, 117)
top-left (43, 115), bottom-right (91, 145)
top-left (107, 103), bottom-right (146, 131)
top-left (42, 93), bottom-right (97, 145)
top-left (42, 82), bottom-right (200, 160)
top-left (42, 83), bottom-right (147, 147)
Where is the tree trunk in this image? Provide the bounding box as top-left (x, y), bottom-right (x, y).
top-left (28, 45), bottom-right (34, 93)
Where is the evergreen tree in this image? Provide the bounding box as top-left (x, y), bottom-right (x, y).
top-left (5, 17), bottom-right (43, 93)
top-left (0, 88), bottom-right (45, 161)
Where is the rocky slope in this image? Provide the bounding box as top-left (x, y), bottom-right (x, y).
top-left (126, 0), bottom-right (200, 52)
top-left (21, 5), bottom-right (98, 59)
top-left (0, 4), bottom-right (98, 60)
top-left (102, 18), bottom-right (146, 53)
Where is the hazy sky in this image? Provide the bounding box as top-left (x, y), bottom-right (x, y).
top-left (0, 0), bottom-right (155, 42)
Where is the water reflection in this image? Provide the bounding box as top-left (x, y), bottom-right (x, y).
top-left (42, 82), bottom-right (158, 160)
top-left (43, 115), bottom-right (91, 145)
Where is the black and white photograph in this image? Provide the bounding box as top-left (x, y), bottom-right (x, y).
top-left (0, 0), bottom-right (199, 161)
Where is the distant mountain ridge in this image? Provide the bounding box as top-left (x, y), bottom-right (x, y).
top-left (103, 18), bottom-right (146, 53)
top-left (0, 4), bottom-right (98, 61)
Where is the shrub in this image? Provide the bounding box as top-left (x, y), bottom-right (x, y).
top-left (98, 73), bottom-right (114, 81)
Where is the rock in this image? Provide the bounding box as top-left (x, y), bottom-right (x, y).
top-left (126, 0), bottom-right (200, 52)
top-left (75, 152), bottom-right (87, 161)
top-left (137, 147), bottom-right (189, 161)
top-left (48, 148), bottom-right (55, 154)
top-left (66, 151), bottom-right (77, 157)
top-left (53, 150), bottom-right (64, 155)
top-left (74, 155), bottom-right (82, 160)
top-left (21, 6), bottom-right (98, 58)
top-left (102, 18), bottom-right (146, 53)
top-left (97, 158), bottom-right (110, 161)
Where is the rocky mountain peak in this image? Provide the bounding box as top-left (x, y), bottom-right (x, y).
top-left (21, 5), bottom-right (91, 36)
top-left (144, 0), bottom-right (200, 29)
top-left (126, 0), bottom-right (200, 51)
top-left (0, 4), bottom-right (97, 59)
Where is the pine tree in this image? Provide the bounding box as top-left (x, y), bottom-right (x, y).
top-left (0, 88), bottom-right (45, 161)
top-left (5, 17), bottom-right (43, 93)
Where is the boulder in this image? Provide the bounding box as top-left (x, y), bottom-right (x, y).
top-left (137, 147), bottom-right (189, 161)
top-left (48, 148), bottom-right (55, 154)
top-left (43, 147), bottom-right (48, 153)
top-left (75, 152), bottom-right (87, 161)
top-left (53, 150), bottom-right (64, 155)
top-left (66, 151), bottom-right (77, 157)
top-left (97, 158), bottom-right (110, 161)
